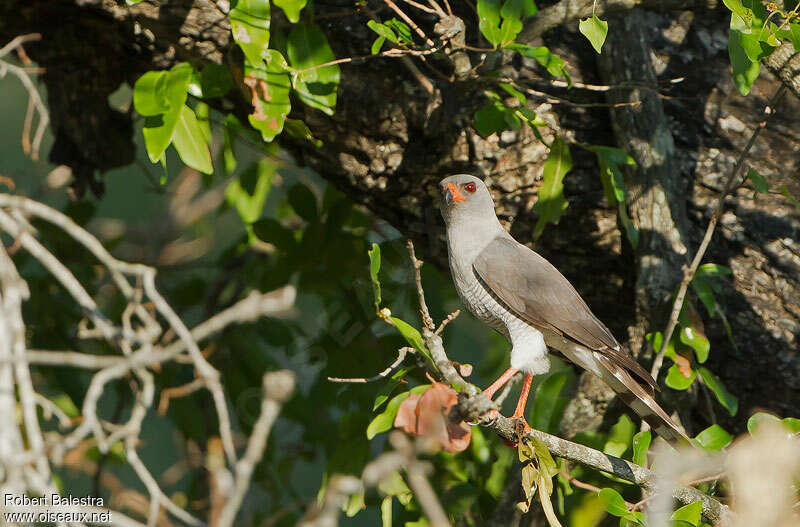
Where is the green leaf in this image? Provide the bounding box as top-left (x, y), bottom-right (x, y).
top-left (230, 0), bottom-right (271, 65)
top-left (603, 414), bottom-right (635, 458)
top-left (746, 168), bottom-right (768, 193)
top-left (372, 36), bottom-right (386, 55)
top-left (781, 417), bottom-right (800, 433)
top-left (274, 0), bottom-right (307, 23)
top-left (632, 430), bottom-right (651, 468)
top-left (385, 19), bottom-right (414, 45)
top-left (367, 20), bottom-right (399, 43)
top-left (693, 424), bottom-right (733, 450)
top-left (698, 367), bottom-right (738, 416)
top-left (729, 28), bottom-right (761, 95)
top-left (284, 119), bottom-right (323, 147)
top-left (366, 385), bottom-right (429, 439)
top-left (529, 370), bottom-right (570, 434)
top-left (288, 23), bottom-right (341, 116)
top-left (533, 137), bottom-right (572, 238)
top-left (381, 496), bottom-right (392, 527)
top-left (200, 63), bottom-right (233, 98)
top-left (672, 501), bottom-right (702, 526)
top-left (598, 488), bottom-right (632, 518)
top-left (695, 263), bottom-right (732, 278)
top-left (252, 218), bottom-right (296, 251)
top-left (499, 82), bottom-right (527, 104)
top-left (373, 370), bottom-right (409, 411)
top-left (288, 183), bottom-right (318, 222)
top-left (141, 63), bottom-right (194, 163)
top-left (368, 243), bottom-right (382, 310)
top-left (473, 103), bottom-right (509, 137)
top-left (246, 50), bottom-right (291, 142)
top-left (679, 324), bottom-right (710, 363)
top-left (722, 0), bottom-right (749, 20)
top-left (578, 15), bottom-right (608, 54)
top-left (780, 185), bottom-right (800, 209)
top-left (477, 0), bottom-right (523, 47)
top-left (50, 393), bottom-right (80, 418)
top-left (746, 411), bottom-right (780, 434)
top-left (389, 317), bottom-right (428, 357)
top-left (504, 44), bottom-right (567, 79)
top-left (665, 362), bottom-right (696, 390)
top-left (172, 105), bottom-right (213, 174)
top-left (225, 159), bottom-right (275, 224)
top-left (133, 70), bottom-right (170, 116)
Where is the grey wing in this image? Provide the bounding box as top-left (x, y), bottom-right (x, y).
top-left (473, 237), bottom-right (657, 390)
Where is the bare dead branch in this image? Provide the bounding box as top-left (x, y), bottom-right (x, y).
top-left (328, 346), bottom-right (410, 383)
top-left (217, 370), bottom-right (296, 527)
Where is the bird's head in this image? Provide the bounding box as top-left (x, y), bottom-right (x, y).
top-left (438, 175), bottom-right (497, 225)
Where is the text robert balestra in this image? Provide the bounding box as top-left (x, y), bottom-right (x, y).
top-left (4, 494), bottom-right (105, 507)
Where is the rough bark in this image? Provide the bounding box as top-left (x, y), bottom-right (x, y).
top-left (0, 1), bottom-right (798, 438)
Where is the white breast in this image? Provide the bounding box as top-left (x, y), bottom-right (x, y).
top-left (448, 248), bottom-right (551, 376)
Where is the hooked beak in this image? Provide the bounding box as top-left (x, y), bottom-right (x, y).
top-left (444, 183), bottom-right (467, 205)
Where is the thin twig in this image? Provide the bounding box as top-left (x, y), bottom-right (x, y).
top-left (403, 0), bottom-right (440, 15)
top-left (384, 0), bottom-right (435, 46)
top-left (328, 346), bottom-right (410, 383)
top-left (158, 378), bottom-right (206, 415)
top-left (217, 371), bottom-right (295, 527)
top-left (406, 240), bottom-right (435, 331)
top-left (649, 85), bottom-right (786, 380)
top-left (435, 309), bottom-right (460, 336)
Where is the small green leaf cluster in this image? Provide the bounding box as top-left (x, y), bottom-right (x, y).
top-left (724, 0), bottom-right (800, 95)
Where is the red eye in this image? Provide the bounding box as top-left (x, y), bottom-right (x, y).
top-left (464, 182), bottom-right (476, 193)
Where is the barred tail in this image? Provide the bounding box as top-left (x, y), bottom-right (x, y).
top-left (554, 341), bottom-right (690, 446)
top-left (593, 352), bottom-right (691, 446)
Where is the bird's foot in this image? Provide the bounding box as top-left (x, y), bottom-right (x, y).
top-left (498, 415), bottom-right (532, 448)
top-left (479, 407), bottom-right (500, 426)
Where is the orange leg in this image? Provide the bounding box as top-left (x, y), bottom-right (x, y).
top-left (482, 367), bottom-right (519, 400)
top-left (511, 373), bottom-right (533, 419)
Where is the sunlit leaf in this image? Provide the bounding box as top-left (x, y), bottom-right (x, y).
top-left (141, 63), bottom-right (193, 163)
top-left (533, 137), bottom-right (571, 238)
top-left (603, 414), bottom-right (635, 458)
top-left (274, 0), bottom-right (307, 23)
top-left (746, 411), bottom-right (780, 434)
top-left (245, 50), bottom-right (291, 142)
top-left (598, 488), bottom-right (631, 518)
top-left (133, 70), bottom-right (170, 116)
top-left (366, 385), bottom-right (429, 439)
top-left (230, 0), bottom-right (271, 65)
top-left (665, 362), bottom-right (696, 390)
top-left (367, 20), bottom-right (399, 43)
top-left (693, 424), bottom-right (733, 450)
top-left (679, 324), bottom-right (710, 364)
top-left (632, 430), bottom-right (651, 468)
top-left (672, 500), bottom-right (702, 526)
top-left (368, 243), bottom-right (382, 310)
top-left (171, 105), bottom-right (213, 174)
top-left (578, 15), bottom-right (608, 54)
